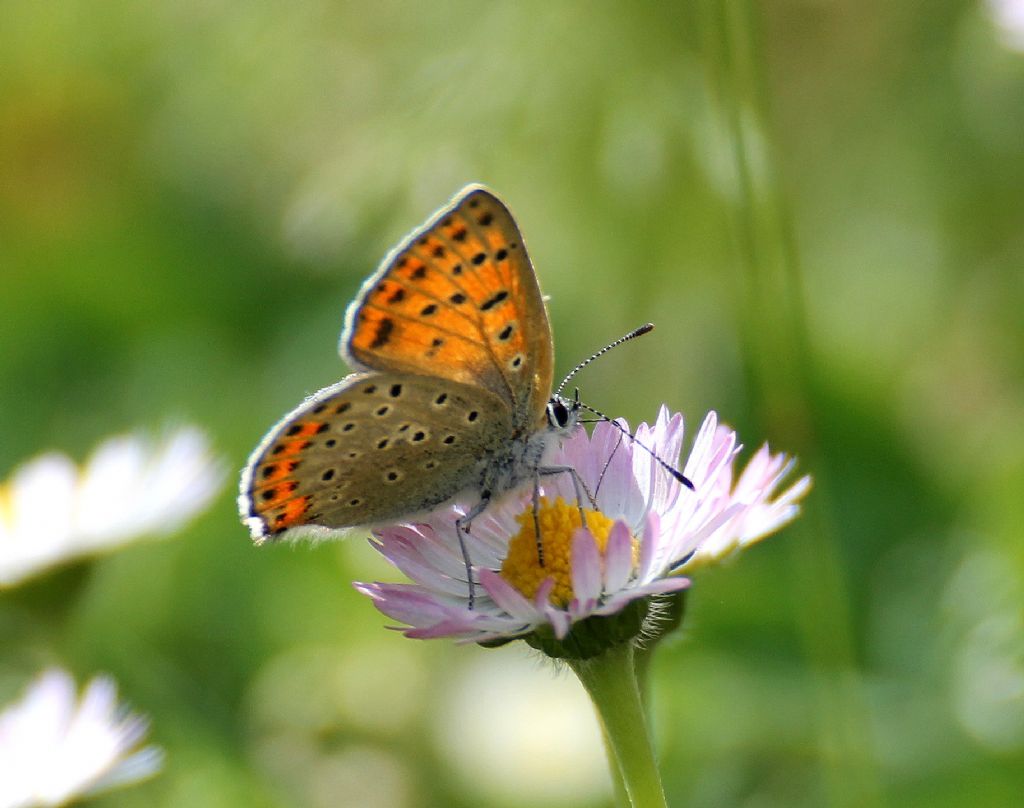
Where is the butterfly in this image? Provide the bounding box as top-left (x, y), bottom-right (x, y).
top-left (239, 185), bottom-right (589, 595)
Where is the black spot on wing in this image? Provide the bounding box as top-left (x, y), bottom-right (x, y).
top-left (481, 290), bottom-right (509, 311)
top-left (370, 319), bottom-right (394, 349)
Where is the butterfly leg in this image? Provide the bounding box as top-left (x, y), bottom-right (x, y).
top-left (537, 465), bottom-right (598, 535)
top-left (531, 475), bottom-right (545, 568)
top-left (455, 491), bottom-right (491, 610)
top-left (594, 432), bottom-right (625, 498)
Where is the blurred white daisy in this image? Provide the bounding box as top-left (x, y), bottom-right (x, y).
top-left (0, 427), bottom-right (226, 587)
top-left (356, 409), bottom-right (810, 646)
top-left (434, 646), bottom-right (609, 807)
top-left (987, 0), bottom-right (1024, 52)
top-left (944, 547), bottom-right (1024, 751)
top-left (0, 668), bottom-right (163, 808)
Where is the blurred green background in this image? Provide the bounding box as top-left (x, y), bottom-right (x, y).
top-left (2, 2), bottom-right (1023, 806)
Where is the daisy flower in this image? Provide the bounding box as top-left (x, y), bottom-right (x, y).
top-left (0, 427), bottom-right (226, 588)
top-left (0, 668), bottom-right (163, 808)
top-left (355, 408), bottom-right (810, 649)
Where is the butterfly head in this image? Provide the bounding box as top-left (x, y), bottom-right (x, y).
top-left (546, 388), bottom-right (581, 436)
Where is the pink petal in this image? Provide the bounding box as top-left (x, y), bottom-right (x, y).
top-left (544, 605), bottom-right (573, 639)
top-left (603, 520), bottom-right (634, 593)
top-left (570, 528), bottom-right (602, 610)
top-left (533, 578), bottom-right (556, 611)
top-left (683, 411), bottom-right (718, 484)
top-left (479, 569), bottom-right (544, 623)
top-left (637, 511), bottom-right (662, 581)
top-left (598, 576), bottom-right (690, 615)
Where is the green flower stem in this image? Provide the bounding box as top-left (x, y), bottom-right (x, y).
top-left (568, 642), bottom-right (668, 808)
top-left (598, 728), bottom-right (631, 808)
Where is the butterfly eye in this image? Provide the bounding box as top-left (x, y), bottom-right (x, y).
top-left (546, 398), bottom-right (571, 429)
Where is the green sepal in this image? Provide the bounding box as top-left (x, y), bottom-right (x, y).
top-left (522, 598), bottom-right (649, 660)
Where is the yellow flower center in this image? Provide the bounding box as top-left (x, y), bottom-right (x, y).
top-left (500, 497), bottom-right (638, 607)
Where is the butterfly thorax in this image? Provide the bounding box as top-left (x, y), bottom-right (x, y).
top-left (477, 395), bottom-right (578, 502)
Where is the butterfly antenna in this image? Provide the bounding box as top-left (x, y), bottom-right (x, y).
top-left (578, 400), bottom-right (695, 491)
top-left (555, 323), bottom-right (654, 396)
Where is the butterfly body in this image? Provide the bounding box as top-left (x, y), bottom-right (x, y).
top-left (239, 186), bottom-right (577, 546)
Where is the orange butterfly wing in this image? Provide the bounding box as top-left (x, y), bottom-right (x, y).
top-left (341, 186), bottom-right (553, 432)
